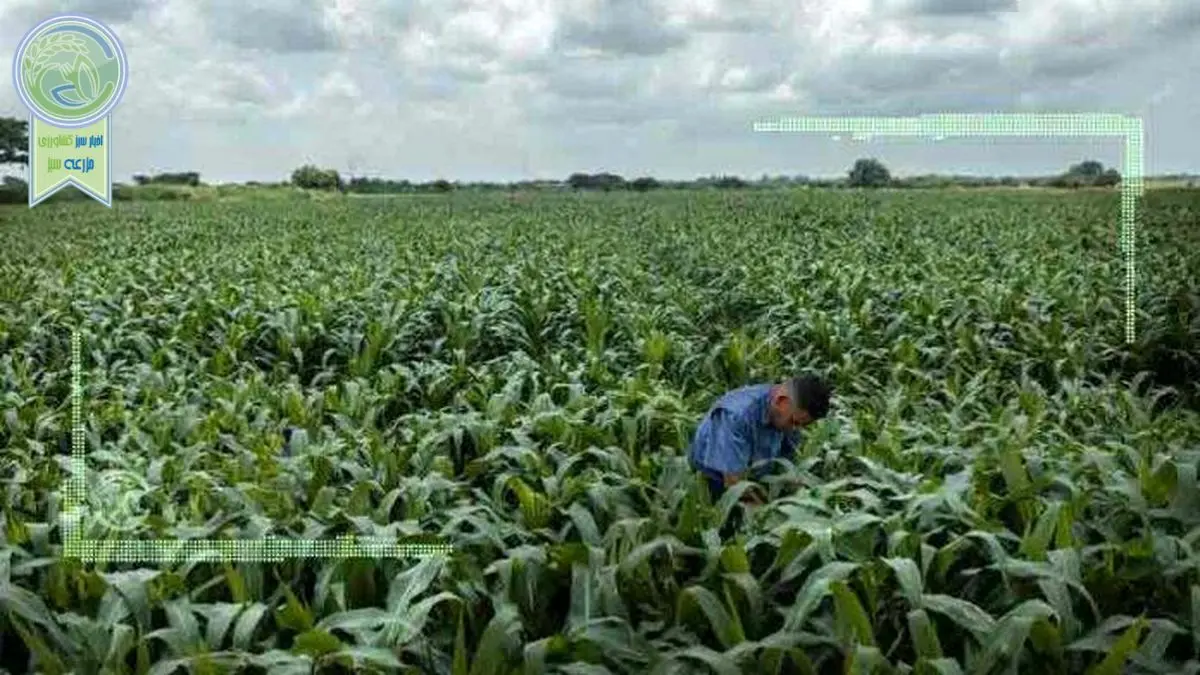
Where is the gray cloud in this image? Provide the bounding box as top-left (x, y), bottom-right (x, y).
top-left (532, 55), bottom-right (649, 100)
top-left (2, 0), bottom-right (154, 26)
top-left (889, 0), bottom-right (1018, 17)
top-left (794, 43), bottom-right (1014, 117)
top-left (1006, 3), bottom-right (1200, 85)
top-left (1148, 0), bottom-right (1200, 40)
top-left (204, 0), bottom-right (336, 53)
top-left (788, 0), bottom-right (1200, 119)
top-left (556, 0), bottom-right (688, 56)
top-left (1019, 45), bottom-right (1127, 82)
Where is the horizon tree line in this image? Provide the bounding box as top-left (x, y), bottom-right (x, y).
top-left (0, 115), bottom-right (1152, 203)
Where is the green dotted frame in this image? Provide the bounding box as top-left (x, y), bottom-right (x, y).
top-left (62, 330), bottom-right (454, 563)
top-left (753, 114), bottom-right (1141, 344)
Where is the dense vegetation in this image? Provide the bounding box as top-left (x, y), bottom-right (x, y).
top-left (1, 188), bottom-right (1198, 674)
top-left (132, 173), bottom-right (202, 188)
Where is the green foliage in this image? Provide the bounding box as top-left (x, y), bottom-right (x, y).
top-left (332, 169), bottom-right (1185, 195)
top-left (346, 177), bottom-right (504, 194)
top-left (1044, 161), bottom-right (1123, 189)
top-left (347, 176), bottom-right (415, 193)
top-left (133, 172), bottom-right (201, 187)
top-left (568, 172), bottom-right (627, 191)
top-left (0, 177), bottom-right (100, 205)
top-left (291, 165), bottom-right (344, 191)
top-left (711, 176), bottom-right (748, 189)
top-left (0, 176), bottom-right (27, 204)
top-left (0, 188), bottom-right (1198, 674)
top-left (848, 158), bottom-right (892, 188)
top-left (630, 177), bottom-right (661, 192)
top-left (0, 117), bottom-right (29, 166)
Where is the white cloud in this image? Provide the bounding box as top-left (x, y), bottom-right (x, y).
top-left (0, 0), bottom-right (1195, 181)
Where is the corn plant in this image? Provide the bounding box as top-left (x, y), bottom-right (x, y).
top-left (0, 187), bottom-right (1198, 674)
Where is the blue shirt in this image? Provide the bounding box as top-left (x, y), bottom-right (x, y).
top-left (688, 384), bottom-right (799, 478)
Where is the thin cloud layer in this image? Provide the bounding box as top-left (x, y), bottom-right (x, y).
top-left (881, 0), bottom-right (1019, 17)
top-left (0, 0), bottom-right (1196, 181)
top-left (204, 0), bottom-right (338, 53)
top-left (557, 0), bottom-right (689, 56)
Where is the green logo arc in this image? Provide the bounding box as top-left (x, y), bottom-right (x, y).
top-left (13, 15), bottom-right (128, 128)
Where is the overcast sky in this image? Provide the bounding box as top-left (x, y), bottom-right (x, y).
top-left (1, 0), bottom-right (1197, 183)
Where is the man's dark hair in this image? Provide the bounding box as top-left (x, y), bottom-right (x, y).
top-left (788, 374), bottom-right (832, 419)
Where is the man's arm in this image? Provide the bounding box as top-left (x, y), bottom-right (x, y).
top-left (781, 429), bottom-right (800, 457)
top-left (721, 473), bottom-right (763, 504)
top-left (706, 411), bottom-right (763, 504)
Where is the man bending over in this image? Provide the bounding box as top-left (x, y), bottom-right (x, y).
top-left (689, 374), bottom-right (832, 504)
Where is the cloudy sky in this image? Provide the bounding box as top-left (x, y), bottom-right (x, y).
top-left (1, 0), bottom-right (1197, 183)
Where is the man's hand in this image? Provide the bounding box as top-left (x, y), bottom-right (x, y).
top-left (723, 472), bottom-right (765, 505)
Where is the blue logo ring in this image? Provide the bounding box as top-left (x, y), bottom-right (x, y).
top-left (12, 14), bottom-right (128, 128)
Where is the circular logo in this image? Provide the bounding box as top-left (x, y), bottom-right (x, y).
top-left (12, 15), bottom-right (128, 128)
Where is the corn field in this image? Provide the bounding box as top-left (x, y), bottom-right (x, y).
top-left (1, 188), bottom-right (1199, 674)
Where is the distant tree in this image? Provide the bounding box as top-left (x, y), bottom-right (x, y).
top-left (0, 175), bottom-right (28, 204)
top-left (133, 171), bottom-right (200, 186)
top-left (430, 179), bottom-right (454, 193)
top-left (566, 172), bottom-right (627, 191)
top-left (847, 158), bottom-right (891, 188)
top-left (1095, 168), bottom-right (1121, 187)
top-left (0, 117), bottom-right (29, 166)
top-left (1067, 160), bottom-right (1105, 179)
top-left (714, 175), bottom-right (748, 189)
top-left (347, 177), bottom-right (415, 194)
top-left (1054, 160), bottom-right (1120, 188)
top-left (0, 116), bottom-right (30, 204)
top-left (595, 173), bottom-right (625, 191)
top-left (630, 176), bottom-right (660, 192)
top-left (291, 165), bottom-right (343, 191)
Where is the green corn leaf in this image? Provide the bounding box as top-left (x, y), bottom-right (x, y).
top-left (1020, 502), bottom-right (1061, 561)
top-left (292, 628), bottom-right (343, 658)
top-left (884, 557), bottom-right (924, 606)
top-left (831, 580), bottom-right (876, 648)
top-left (920, 594), bottom-right (997, 642)
top-left (916, 659), bottom-right (965, 675)
top-left (274, 584), bottom-right (313, 633)
top-left (652, 646), bottom-right (741, 675)
top-left (782, 561), bottom-right (860, 631)
top-left (453, 607), bottom-right (469, 675)
top-left (677, 585), bottom-right (745, 648)
top-left (908, 609), bottom-right (943, 660)
top-left (1087, 617), bottom-right (1147, 675)
top-left (232, 602), bottom-right (270, 650)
